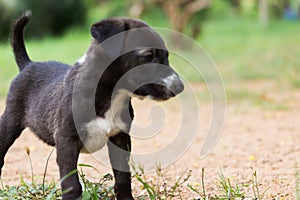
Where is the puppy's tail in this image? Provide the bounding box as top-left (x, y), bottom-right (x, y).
top-left (11, 10), bottom-right (32, 71)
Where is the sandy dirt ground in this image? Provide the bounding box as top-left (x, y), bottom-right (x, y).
top-left (0, 81), bottom-right (299, 199)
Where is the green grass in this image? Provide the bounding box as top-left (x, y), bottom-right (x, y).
top-left (199, 19), bottom-right (300, 84)
top-left (0, 162), bottom-right (265, 200)
top-left (0, 145), bottom-right (291, 199)
top-left (0, 180), bottom-right (61, 200)
top-left (0, 147), bottom-right (267, 199)
top-left (0, 148), bottom-right (115, 200)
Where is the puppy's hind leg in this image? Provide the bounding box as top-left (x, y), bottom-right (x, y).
top-left (0, 109), bottom-right (25, 176)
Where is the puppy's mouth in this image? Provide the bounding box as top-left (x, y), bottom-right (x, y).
top-left (133, 81), bottom-right (184, 101)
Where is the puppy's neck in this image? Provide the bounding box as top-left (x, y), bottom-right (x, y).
top-left (75, 41), bottom-right (133, 118)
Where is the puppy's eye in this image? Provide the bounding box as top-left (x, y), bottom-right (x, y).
top-left (144, 53), bottom-right (154, 62)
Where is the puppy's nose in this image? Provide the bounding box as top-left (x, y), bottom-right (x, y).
top-left (161, 73), bottom-right (184, 96)
top-left (171, 78), bottom-right (184, 95)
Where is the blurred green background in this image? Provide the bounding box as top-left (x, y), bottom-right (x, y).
top-left (0, 0), bottom-right (299, 101)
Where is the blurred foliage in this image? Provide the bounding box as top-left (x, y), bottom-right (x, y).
top-left (0, 0), bottom-right (299, 42)
top-left (0, 0), bottom-right (87, 42)
top-left (269, 0), bottom-right (290, 18)
top-left (208, 0), bottom-right (236, 19)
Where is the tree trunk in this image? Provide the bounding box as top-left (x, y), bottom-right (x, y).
top-left (259, 0), bottom-right (269, 26)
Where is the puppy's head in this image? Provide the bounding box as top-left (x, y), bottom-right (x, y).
top-left (90, 17), bottom-right (184, 100)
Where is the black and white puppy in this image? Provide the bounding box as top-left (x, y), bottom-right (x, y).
top-left (0, 12), bottom-right (184, 200)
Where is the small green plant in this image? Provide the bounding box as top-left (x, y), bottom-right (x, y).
top-left (217, 169), bottom-right (245, 199)
top-left (78, 164), bottom-right (115, 200)
top-left (187, 167), bottom-right (268, 200)
top-left (251, 170), bottom-right (260, 199)
top-left (251, 170), bottom-right (268, 200)
top-left (132, 163), bottom-right (192, 200)
top-left (187, 167), bottom-right (207, 199)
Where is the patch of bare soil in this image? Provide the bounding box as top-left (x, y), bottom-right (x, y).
top-left (0, 81), bottom-right (299, 199)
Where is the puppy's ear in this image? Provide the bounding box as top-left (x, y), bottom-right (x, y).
top-left (91, 19), bottom-right (129, 59)
top-left (91, 19), bottom-right (129, 43)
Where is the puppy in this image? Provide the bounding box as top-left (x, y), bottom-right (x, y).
top-left (0, 11), bottom-right (184, 200)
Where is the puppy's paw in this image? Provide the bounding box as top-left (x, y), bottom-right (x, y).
top-left (116, 194), bottom-right (134, 200)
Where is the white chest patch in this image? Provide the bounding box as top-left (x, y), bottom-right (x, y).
top-left (80, 90), bottom-right (130, 153)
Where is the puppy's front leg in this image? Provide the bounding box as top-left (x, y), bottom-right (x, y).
top-left (56, 135), bottom-right (82, 200)
top-left (108, 132), bottom-right (134, 200)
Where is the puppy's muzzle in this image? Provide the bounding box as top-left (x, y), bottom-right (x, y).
top-left (133, 72), bottom-right (184, 101)
top-left (159, 72), bottom-right (184, 97)
top-left (124, 64), bottom-right (184, 100)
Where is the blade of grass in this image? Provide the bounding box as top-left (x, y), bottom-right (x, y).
top-left (154, 163), bottom-right (162, 197)
top-left (187, 168), bottom-right (207, 199)
top-left (42, 148), bottom-right (55, 198)
top-left (134, 173), bottom-right (156, 200)
top-left (78, 163), bottom-right (100, 173)
top-left (24, 147), bottom-right (34, 185)
top-left (19, 175), bottom-right (35, 197)
top-left (227, 177), bottom-right (232, 199)
top-left (201, 167), bottom-right (206, 198)
top-left (0, 177), bottom-right (4, 190)
top-left (252, 170), bottom-right (260, 199)
top-left (46, 169), bottom-right (78, 200)
top-left (170, 174), bottom-right (183, 199)
top-left (79, 168), bottom-right (88, 193)
top-left (170, 170), bottom-right (192, 199)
